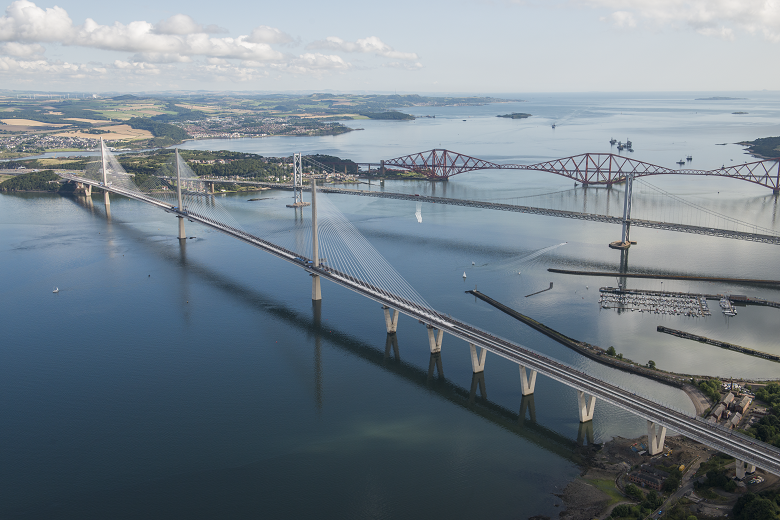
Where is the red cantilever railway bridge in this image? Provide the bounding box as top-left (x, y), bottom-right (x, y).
top-left (361, 149), bottom-right (780, 191)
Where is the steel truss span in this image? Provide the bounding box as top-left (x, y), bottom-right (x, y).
top-left (59, 171), bottom-right (780, 476)
top-left (377, 149), bottom-right (780, 189)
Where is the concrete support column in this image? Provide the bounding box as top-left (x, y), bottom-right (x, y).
top-left (101, 138), bottom-right (110, 208)
top-left (469, 372), bottom-right (486, 403)
top-left (175, 149), bottom-right (185, 240)
top-left (311, 178), bottom-right (321, 301)
top-left (578, 420), bottom-right (595, 446)
top-left (383, 334), bottom-right (400, 362)
top-left (519, 365), bottom-right (537, 396)
top-left (382, 305), bottom-right (399, 334)
top-left (647, 421), bottom-right (667, 456)
top-left (469, 343), bottom-right (487, 373)
top-left (426, 325), bottom-right (443, 353)
top-left (735, 460), bottom-right (756, 480)
top-left (427, 352), bottom-right (444, 380)
top-left (519, 394), bottom-right (536, 425)
top-left (577, 390), bottom-right (596, 423)
top-left (311, 274), bottom-right (321, 301)
top-left (85, 184), bottom-right (92, 197)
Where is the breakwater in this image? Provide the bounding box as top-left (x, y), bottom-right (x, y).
top-left (548, 268), bottom-right (780, 287)
top-left (657, 326), bottom-right (780, 362)
top-left (466, 290), bottom-right (685, 388)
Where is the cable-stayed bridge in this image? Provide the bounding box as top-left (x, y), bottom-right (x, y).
top-left (58, 142), bottom-right (780, 478)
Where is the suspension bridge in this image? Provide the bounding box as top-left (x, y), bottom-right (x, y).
top-left (58, 141), bottom-right (780, 478)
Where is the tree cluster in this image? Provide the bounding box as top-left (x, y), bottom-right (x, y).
top-left (0, 170), bottom-right (61, 192)
top-left (743, 383), bottom-right (780, 448)
top-left (359, 111), bottom-right (415, 120)
top-left (696, 379), bottom-right (722, 404)
top-left (733, 491), bottom-right (780, 520)
top-left (126, 117), bottom-right (190, 144)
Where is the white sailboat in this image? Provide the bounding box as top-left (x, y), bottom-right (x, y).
top-left (462, 272), bottom-right (467, 279)
top-left (52, 287), bottom-right (59, 293)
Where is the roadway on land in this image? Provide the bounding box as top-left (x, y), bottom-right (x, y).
top-left (60, 172), bottom-right (780, 476)
top-left (201, 179), bottom-right (780, 245)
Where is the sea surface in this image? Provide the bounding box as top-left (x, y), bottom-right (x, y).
top-left (2, 92), bottom-right (780, 519)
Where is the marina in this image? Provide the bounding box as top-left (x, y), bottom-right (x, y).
top-left (599, 288), bottom-right (711, 317)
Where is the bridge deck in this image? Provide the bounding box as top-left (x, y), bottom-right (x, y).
top-left (60, 173), bottom-right (780, 475)
top-left (197, 178), bottom-right (780, 245)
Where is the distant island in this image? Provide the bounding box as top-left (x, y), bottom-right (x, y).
top-left (695, 97), bottom-right (746, 101)
top-left (359, 111), bottom-right (414, 120)
top-left (497, 113), bottom-right (532, 119)
top-left (733, 111), bottom-right (748, 114)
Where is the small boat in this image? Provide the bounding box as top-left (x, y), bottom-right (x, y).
top-left (52, 287), bottom-right (59, 293)
top-left (676, 160), bottom-right (685, 166)
top-left (686, 155), bottom-right (693, 161)
top-left (518, 271), bottom-right (521, 275)
top-left (463, 272), bottom-right (467, 278)
top-left (551, 123), bottom-right (556, 129)
top-left (719, 298), bottom-right (730, 309)
top-left (610, 138), bottom-right (617, 145)
top-left (723, 310), bottom-right (737, 317)
top-left (472, 261), bottom-right (475, 265)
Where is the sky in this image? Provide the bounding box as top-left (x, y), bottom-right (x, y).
top-left (0, 0), bottom-right (779, 93)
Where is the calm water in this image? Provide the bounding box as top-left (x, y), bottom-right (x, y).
top-left (2, 92), bottom-right (780, 519)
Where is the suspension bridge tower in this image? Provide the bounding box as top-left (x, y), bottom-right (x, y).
top-left (287, 153), bottom-right (310, 208)
top-left (609, 172), bottom-right (637, 250)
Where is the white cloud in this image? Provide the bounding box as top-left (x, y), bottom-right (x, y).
top-left (129, 52), bottom-right (192, 63)
top-left (153, 14), bottom-right (226, 35)
top-left (0, 40), bottom-right (43, 57)
top-left (601, 10), bottom-right (636, 28)
top-left (272, 53), bottom-right (352, 75)
top-left (0, 55), bottom-right (104, 76)
top-left (0, 1), bottom-right (285, 61)
top-left (0, 1), bottom-right (425, 84)
top-left (383, 61), bottom-right (424, 70)
top-left (581, 0), bottom-right (780, 41)
top-left (246, 25), bottom-right (295, 44)
top-left (113, 59), bottom-right (160, 74)
top-left (307, 36), bottom-right (419, 60)
top-left (0, 0), bottom-right (73, 42)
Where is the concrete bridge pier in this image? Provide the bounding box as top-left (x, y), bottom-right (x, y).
top-left (384, 334), bottom-right (400, 362)
top-left (311, 178), bottom-right (321, 301)
top-left (577, 420), bottom-right (595, 446)
top-left (519, 365), bottom-right (537, 396)
top-left (519, 393), bottom-right (536, 425)
top-left (646, 421), bottom-right (667, 456)
top-left (469, 372), bottom-right (487, 403)
top-left (735, 460), bottom-right (757, 480)
top-left (426, 325), bottom-right (443, 353)
top-left (382, 305), bottom-right (399, 334)
top-left (427, 352), bottom-right (444, 380)
top-left (577, 390), bottom-right (596, 422)
top-left (469, 343), bottom-right (487, 373)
